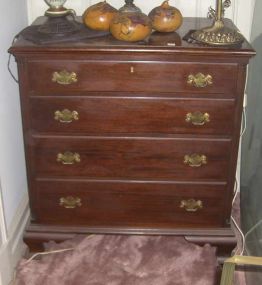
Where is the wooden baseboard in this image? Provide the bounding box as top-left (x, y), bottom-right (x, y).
top-left (24, 222), bottom-right (236, 261)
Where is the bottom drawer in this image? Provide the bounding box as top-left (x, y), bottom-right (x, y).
top-left (33, 179), bottom-right (227, 228)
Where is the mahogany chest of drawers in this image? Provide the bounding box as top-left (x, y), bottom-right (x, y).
top-left (10, 17), bottom-right (255, 258)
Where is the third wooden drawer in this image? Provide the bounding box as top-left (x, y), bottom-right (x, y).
top-left (30, 136), bottom-right (231, 181)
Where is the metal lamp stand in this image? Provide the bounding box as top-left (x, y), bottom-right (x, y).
top-left (191, 0), bottom-right (244, 46)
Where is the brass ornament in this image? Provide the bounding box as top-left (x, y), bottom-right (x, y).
top-left (52, 70), bottom-right (78, 85)
top-left (207, 0), bottom-right (231, 19)
top-left (57, 151), bottom-right (81, 165)
top-left (191, 0), bottom-right (244, 46)
top-left (184, 154), bottom-right (207, 167)
top-left (54, 109), bottom-right (79, 123)
top-left (59, 196), bottom-right (82, 209)
top-left (187, 73), bottom-right (213, 88)
top-left (186, 112), bottom-right (210, 126)
top-left (180, 199), bottom-right (203, 212)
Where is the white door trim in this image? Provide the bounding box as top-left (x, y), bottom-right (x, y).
top-left (0, 181), bottom-right (8, 285)
top-left (0, 181), bottom-right (7, 246)
top-left (0, 191), bottom-right (29, 285)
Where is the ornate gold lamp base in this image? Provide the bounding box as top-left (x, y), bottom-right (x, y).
top-left (191, 0), bottom-right (244, 46)
top-left (191, 20), bottom-right (244, 46)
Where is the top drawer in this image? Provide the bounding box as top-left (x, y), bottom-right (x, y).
top-left (27, 60), bottom-right (238, 95)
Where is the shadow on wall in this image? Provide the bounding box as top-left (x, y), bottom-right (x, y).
top-left (241, 0), bottom-right (262, 257)
top-left (241, 30), bottom-right (262, 247)
top-left (240, 28), bottom-right (262, 284)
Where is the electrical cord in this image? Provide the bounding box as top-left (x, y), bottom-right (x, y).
top-left (229, 65), bottom-right (251, 256)
top-left (240, 63), bottom-right (250, 138)
top-left (7, 34), bottom-right (19, 83)
top-left (231, 178), bottom-right (246, 256)
top-left (10, 247), bottom-right (75, 284)
top-left (240, 106), bottom-right (247, 137)
top-left (23, 234), bottom-right (94, 264)
top-left (25, 248), bottom-right (75, 264)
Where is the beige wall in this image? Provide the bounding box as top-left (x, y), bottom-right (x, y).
top-left (27, 0), bottom-right (255, 39)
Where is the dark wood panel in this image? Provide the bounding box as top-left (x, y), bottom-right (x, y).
top-left (30, 97), bottom-right (235, 136)
top-left (27, 60), bottom-right (238, 94)
top-left (30, 137), bottom-right (231, 181)
top-left (34, 179), bottom-right (226, 228)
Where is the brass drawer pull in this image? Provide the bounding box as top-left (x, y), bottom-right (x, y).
top-left (60, 196), bottom-right (82, 209)
top-left (180, 199), bottom-right (203, 212)
top-left (186, 112), bottom-right (210, 126)
top-left (184, 154), bottom-right (207, 167)
top-left (57, 151), bottom-right (81, 165)
top-left (52, 70), bottom-right (78, 85)
top-left (187, 73), bottom-right (213, 88)
top-left (54, 109), bottom-right (79, 123)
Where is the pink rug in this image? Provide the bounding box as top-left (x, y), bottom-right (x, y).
top-left (15, 235), bottom-right (217, 285)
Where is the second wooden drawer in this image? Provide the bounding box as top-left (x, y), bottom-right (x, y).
top-left (30, 97), bottom-right (235, 136)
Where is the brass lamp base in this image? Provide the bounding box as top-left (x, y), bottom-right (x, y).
top-left (41, 0), bottom-right (79, 36)
top-left (191, 19), bottom-right (244, 46)
top-left (38, 15), bottom-right (81, 36)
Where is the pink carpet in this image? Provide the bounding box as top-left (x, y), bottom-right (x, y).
top-left (15, 194), bottom-right (246, 285)
top-left (15, 235), bottom-right (217, 285)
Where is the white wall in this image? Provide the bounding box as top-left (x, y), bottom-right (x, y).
top-left (0, 1), bottom-right (29, 284)
top-left (0, 0), bottom-right (28, 233)
top-left (27, 0), bottom-right (255, 39)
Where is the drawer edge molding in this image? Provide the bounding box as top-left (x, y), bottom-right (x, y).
top-left (35, 177), bottom-right (228, 186)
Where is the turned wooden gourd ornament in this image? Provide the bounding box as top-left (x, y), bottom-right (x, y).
top-left (110, 0), bottom-right (152, 42)
top-left (83, 1), bottom-right (117, 31)
top-left (149, 0), bottom-right (183, 33)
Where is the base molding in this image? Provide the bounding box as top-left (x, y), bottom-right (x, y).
top-left (24, 223), bottom-right (236, 262)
